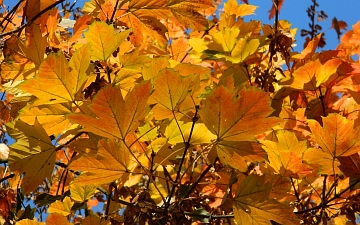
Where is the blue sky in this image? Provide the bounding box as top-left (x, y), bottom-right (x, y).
top-left (243, 0), bottom-right (360, 51)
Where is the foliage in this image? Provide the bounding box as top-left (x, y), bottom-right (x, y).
top-left (0, 0), bottom-right (359, 224)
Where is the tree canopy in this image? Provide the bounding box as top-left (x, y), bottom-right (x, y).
top-left (0, 0), bottom-right (359, 224)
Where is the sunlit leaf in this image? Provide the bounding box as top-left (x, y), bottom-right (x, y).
top-left (200, 86), bottom-right (281, 141)
top-left (234, 174), bottom-right (298, 225)
top-left (85, 21), bottom-right (131, 61)
top-left (69, 139), bottom-right (136, 186)
top-left (70, 183), bottom-right (97, 202)
top-left (280, 59), bottom-right (342, 90)
top-left (67, 82), bottom-right (151, 140)
top-left (7, 119), bottom-right (55, 194)
top-left (48, 197), bottom-right (74, 216)
top-left (304, 114), bottom-right (360, 175)
top-left (261, 130), bottom-right (312, 178)
top-left (19, 51), bottom-right (86, 105)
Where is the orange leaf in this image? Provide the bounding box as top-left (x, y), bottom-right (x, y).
top-left (304, 114), bottom-right (360, 175)
top-left (69, 139), bottom-right (136, 186)
top-left (261, 130), bottom-right (312, 178)
top-left (200, 86), bottom-right (281, 141)
top-left (280, 59), bottom-right (341, 90)
top-left (268, 0), bottom-right (284, 19)
top-left (292, 33), bottom-right (322, 60)
top-left (67, 82), bottom-right (151, 140)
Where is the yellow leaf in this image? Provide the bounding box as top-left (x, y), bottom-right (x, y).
top-left (261, 130), bottom-right (312, 178)
top-left (165, 120), bottom-right (216, 145)
top-left (48, 197), bottom-right (74, 216)
top-left (207, 27), bottom-right (240, 53)
top-left (149, 68), bottom-right (197, 116)
top-left (19, 51), bottom-right (84, 105)
top-left (216, 141), bottom-right (267, 172)
top-left (68, 82), bottom-right (151, 140)
top-left (224, 0), bottom-right (257, 17)
top-left (234, 174), bottom-right (298, 225)
top-left (70, 183), bottom-right (97, 202)
top-left (22, 24), bottom-right (47, 66)
top-left (68, 43), bottom-right (92, 96)
top-left (6, 119), bottom-right (55, 194)
top-left (149, 182), bottom-right (168, 205)
top-left (69, 139), bottom-right (136, 186)
top-left (228, 37), bottom-right (260, 63)
top-left (85, 21), bottom-right (131, 61)
top-left (18, 104), bottom-right (72, 136)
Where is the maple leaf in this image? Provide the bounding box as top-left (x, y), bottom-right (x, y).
top-left (6, 119), bottom-right (55, 194)
top-left (18, 104), bottom-right (72, 136)
top-left (70, 183), bottom-right (97, 202)
top-left (149, 68), bottom-right (198, 119)
top-left (304, 114), bottom-right (360, 175)
top-left (200, 86), bottom-right (281, 142)
top-left (85, 21), bottom-right (131, 61)
top-left (69, 139), bottom-right (136, 186)
top-left (200, 86), bottom-right (280, 171)
top-left (48, 197), bottom-right (74, 216)
top-left (67, 82), bottom-right (151, 140)
top-left (234, 174), bottom-right (298, 225)
top-left (224, 0), bottom-right (257, 17)
top-left (261, 130), bottom-right (312, 178)
top-left (280, 58), bottom-right (342, 90)
top-left (165, 120), bottom-right (216, 145)
top-left (19, 46), bottom-right (91, 105)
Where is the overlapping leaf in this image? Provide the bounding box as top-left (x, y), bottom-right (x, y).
top-left (200, 86), bottom-right (281, 141)
top-left (6, 119), bottom-right (55, 194)
top-left (234, 174), bottom-right (298, 225)
top-left (304, 114), bottom-right (360, 174)
top-left (149, 68), bottom-right (198, 119)
top-left (69, 139), bottom-right (136, 186)
top-left (200, 86), bottom-right (280, 170)
top-left (19, 47), bottom-right (91, 105)
top-left (67, 82), bottom-right (151, 140)
top-left (85, 21), bottom-right (131, 61)
top-left (18, 104), bottom-right (72, 136)
top-left (280, 59), bottom-right (342, 90)
top-left (261, 130), bottom-right (312, 177)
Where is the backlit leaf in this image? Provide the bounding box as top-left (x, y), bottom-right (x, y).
top-left (69, 139), bottom-right (136, 186)
top-left (280, 59), bottom-right (342, 90)
top-left (19, 51), bottom-right (85, 105)
top-left (234, 174), bottom-right (298, 225)
top-left (67, 82), bottom-right (151, 140)
top-left (7, 119), bottom-right (55, 194)
top-left (70, 183), bottom-right (97, 202)
top-left (85, 21), bottom-right (131, 61)
top-left (261, 130), bottom-right (312, 178)
top-left (200, 86), bottom-right (281, 141)
top-left (304, 114), bottom-right (360, 174)
top-left (48, 197), bottom-right (74, 216)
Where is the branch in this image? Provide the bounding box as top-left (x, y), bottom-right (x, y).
top-left (184, 211), bottom-right (234, 219)
top-left (167, 105), bottom-right (199, 206)
top-left (295, 179), bottom-right (360, 215)
top-left (0, 0), bottom-right (66, 38)
top-left (0, 173), bottom-right (15, 183)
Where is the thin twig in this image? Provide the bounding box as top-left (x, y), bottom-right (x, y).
top-left (0, 0), bottom-right (66, 38)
